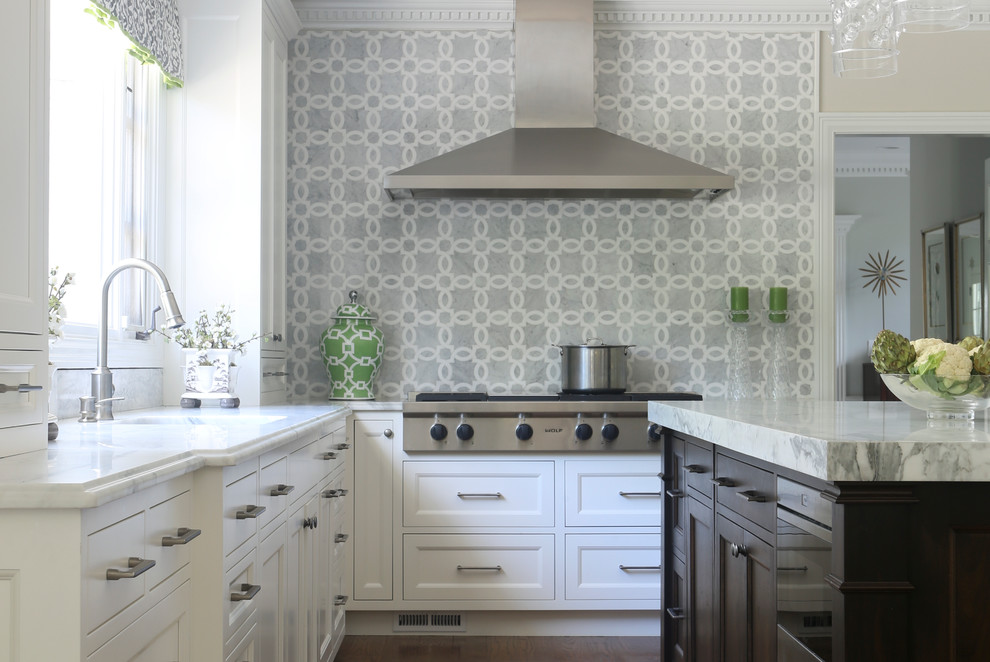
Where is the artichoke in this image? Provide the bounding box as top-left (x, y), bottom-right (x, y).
top-left (972, 341), bottom-right (990, 375)
top-left (871, 329), bottom-right (917, 374)
top-left (960, 336), bottom-right (984, 352)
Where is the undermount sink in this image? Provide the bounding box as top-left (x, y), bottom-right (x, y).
top-left (118, 414), bottom-right (287, 426)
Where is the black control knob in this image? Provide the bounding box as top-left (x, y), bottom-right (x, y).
top-left (456, 423), bottom-right (474, 441)
top-left (602, 423), bottom-right (619, 442)
top-left (430, 423), bottom-right (448, 441)
top-left (575, 423), bottom-right (593, 441)
top-left (515, 423), bottom-right (534, 441)
top-left (647, 423), bottom-right (664, 442)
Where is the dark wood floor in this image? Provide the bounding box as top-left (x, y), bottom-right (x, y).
top-left (335, 635), bottom-right (662, 662)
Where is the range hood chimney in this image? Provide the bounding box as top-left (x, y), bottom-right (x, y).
top-left (383, 0), bottom-right (734, 201)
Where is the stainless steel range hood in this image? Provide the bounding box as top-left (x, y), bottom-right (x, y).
top-left (384, 0), bottom-right (734, 201)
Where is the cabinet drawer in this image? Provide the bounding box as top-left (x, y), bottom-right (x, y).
top-left (87, 580), bottom-right (191, 662)
top-left (403, 461), bottom-right (554, 527)
top-left (714, 453), bottom-right (775, 531)
top-left (224, 545), bottom-right (259, 645)
top-left (565, 534), bottom-right (661, 601)
top-left (260, 357), bottom-right (288, 394)
top-left (685, 440), bottom-right (714, 500)
top-left (146, 488), bottom-right (196, 591)
top-left (403, 534), bottom-right (554, 600)
top-left (84, 511), bottom-right (148, 635)
top-left (565, 459), bottom-right (661, 527)
top-left (258, 456), bottom-right (289, 531)
top-left (0, 348), bottom-right (46, 440)
top-left (224, 470), bottom-right (260, 558)
top-left (287, 437), bottom-right (332, 504)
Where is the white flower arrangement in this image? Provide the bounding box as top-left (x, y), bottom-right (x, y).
top-left (48, 266), bottom-right (75, 341)
top-left (157, 304), bottom-right (266, 366)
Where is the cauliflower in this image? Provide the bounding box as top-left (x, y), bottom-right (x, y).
top-left (910, 341), bottom-right (972, 380)
top-left (911, 337), bottom-right (946, 357)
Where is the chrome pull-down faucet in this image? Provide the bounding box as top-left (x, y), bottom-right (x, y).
top-left (84, 258), bottom-right (185, 422)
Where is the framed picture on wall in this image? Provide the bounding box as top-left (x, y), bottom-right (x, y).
top-left (922, 224), bottom-right (949, 338)
top-left (954, 214), bottom-right (984, 341)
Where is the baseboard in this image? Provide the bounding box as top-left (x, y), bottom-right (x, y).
top-left (345, 610), bottom-right (662, 637)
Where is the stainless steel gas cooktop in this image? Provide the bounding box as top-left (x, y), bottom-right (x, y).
top-left (402, 391), bottom-right (701, 453)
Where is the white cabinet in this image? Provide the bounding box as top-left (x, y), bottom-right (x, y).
top-left (0, 475), bottom-right (198, 661)
top-left (168, 0), bottom-right (299, 406)
top-left (0, 0), bottom-right (48, 455)
top-left (348, 410), bottom-right (662, 619)
top-left (191, 414), bottom-right (350, 662)
top-left (351, 414), bottom-right (397, 601)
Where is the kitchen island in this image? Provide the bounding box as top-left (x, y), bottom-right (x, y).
top-left (649, 399), bottom-right (990, 662)
top-left (0, 404), bottom-right (351, 662)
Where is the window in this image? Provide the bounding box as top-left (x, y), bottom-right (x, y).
top-left (49, 0), bottom-right (165, 367)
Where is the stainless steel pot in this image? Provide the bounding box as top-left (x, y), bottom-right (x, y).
top-left (555, 338), bottom-right (635, 394)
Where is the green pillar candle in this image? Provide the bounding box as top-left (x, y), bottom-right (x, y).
top-left (730, 287), bottom-right (749, 322)
top-left (769, 287), bottom-right (788, 323)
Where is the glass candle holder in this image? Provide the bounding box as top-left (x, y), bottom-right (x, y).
top-left (726, 312), bottom-right (754, 400)
top-left (765, 311), bottom-right (793, 400)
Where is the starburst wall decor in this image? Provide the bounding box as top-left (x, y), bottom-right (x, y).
top-left (860, 251), bottom-right (906, 330)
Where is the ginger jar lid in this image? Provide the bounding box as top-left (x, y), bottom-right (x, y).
top-left (332, 290), bottom-right (378, 321)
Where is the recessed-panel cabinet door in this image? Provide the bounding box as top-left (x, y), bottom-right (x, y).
top-left (716, 514), bottom-right (774, 662)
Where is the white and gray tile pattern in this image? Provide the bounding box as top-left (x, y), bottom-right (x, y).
top-left (286, 29), bottom-right (817, 401)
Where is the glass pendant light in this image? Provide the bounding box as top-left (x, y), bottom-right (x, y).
top-left (830, 0), bottom-right (899, 78)
top-left (895, 0), bottom-right (970, 33)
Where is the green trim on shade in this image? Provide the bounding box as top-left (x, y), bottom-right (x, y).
top-left (86, 1), bottom-right (184, 89)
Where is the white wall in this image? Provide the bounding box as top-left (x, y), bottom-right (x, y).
top-left (836, 176), bottom-right (910, 397)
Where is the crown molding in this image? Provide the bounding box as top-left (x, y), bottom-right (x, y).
top-left (291, 1), bottom-right (832, 30)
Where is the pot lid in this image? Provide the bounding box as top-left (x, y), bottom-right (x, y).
top-left (556, 337), bottom-right (636, 349)
top-left (333, 290), bottom-right (378, 321)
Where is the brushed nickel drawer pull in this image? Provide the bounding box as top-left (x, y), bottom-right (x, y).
top-left (335, 533), bottom-right (349, 543)
top-left (334, 595), bottom-right (349, 606)
top-left (736, 490), bottom-right (767, 503)
top-left (711, 477), bottom-right (735, 487)
top-left (321, 451), bottom-right (337, 460)
top-left (619, 565), bottom-right (661, 571)
top-left (666, 607), bottom-right (687, 620)
top-left (334, 443), bottom-right (351, 450)
top-left (270, 484), bottom-right (295, 496)
top-left (236, 505), bottom-right (266, 519)
top-left (457, 492), bottom-right (503, 499)
top-left (665, 489), bottom-right (684, 499)
top-left (106, 557), bottom-right (155, 580)
top-left (620, 491), bottom-right (663, 497)
top-left (778, 566), bottom-right (809, 573)
top-left (685, 464), bottom-right (706, 474)
top-left (161, 527), bottom-right (201, 547)
top-left (230, 583), bottom-right (261, 602)
top-left (0, 383), bottom-right (43, 394)
top-left (457, 565), bottom-right (503, 572)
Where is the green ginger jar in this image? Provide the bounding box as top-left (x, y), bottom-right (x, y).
top-left (320, 290), bottom-right (385, 400)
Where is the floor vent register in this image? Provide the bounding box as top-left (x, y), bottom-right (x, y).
top-left (394, 612), bottom-right (466, 632)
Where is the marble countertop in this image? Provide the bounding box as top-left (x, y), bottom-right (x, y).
top-left (649, 400), bottom-right (990, 483)
top-left (0, 404), bottom-right (349, 509)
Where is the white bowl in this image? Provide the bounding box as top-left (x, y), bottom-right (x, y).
top-left (880, 373), bottom-right (990, 420)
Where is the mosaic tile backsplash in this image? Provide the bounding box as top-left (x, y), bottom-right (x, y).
top-left (286, 29), bottom-right (817, 401)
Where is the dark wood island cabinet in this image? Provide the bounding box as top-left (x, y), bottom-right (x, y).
top-left (661, 427), bottom-right (990, 662)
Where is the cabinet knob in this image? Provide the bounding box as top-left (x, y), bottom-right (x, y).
top-left (230, 583), bottom-right (261, 602)
top-left (383, 428), bottom-right (394, 438)
top-left (235, 504), bottom-right (266, 519)
top-left (106, 557), bottom-right (156, 581)
top-left (730, 543), bottom-right (749, 558)
top-left (161, 527), bottom-right (202, 547)
top-left (0, 383), bottom-right (43, 394)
